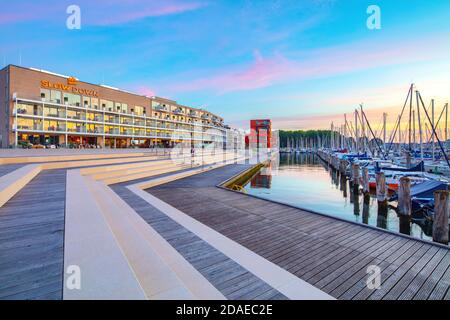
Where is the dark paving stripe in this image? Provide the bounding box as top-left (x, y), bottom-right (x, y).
top-left (0, 164), bottom-right (24, 178)
top-left (0, 169), bottom-right (65, 300)
top-left (147, 164), bottom-right (450, 300)
top-left (111, 175), bottom-right (288, 301)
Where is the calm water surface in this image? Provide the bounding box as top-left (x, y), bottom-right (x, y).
top-left (244, 153), bottom-right (433, 242)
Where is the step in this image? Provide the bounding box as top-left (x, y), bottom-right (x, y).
top-left (0, 164), bottom-right (42, 207)
top-left (101, 164), bottom-right (192, 185)
top-left (89, 161), bottom-right (179, 180)
top-left (0, 151), bottom-right (156, 165)
top-left (87, 176), bottom-right (224, 299)
top-left (63, 170), bottom-right (147, 300)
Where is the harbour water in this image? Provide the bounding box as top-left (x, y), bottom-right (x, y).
top-left (243, 153), bottom-right (434, 242)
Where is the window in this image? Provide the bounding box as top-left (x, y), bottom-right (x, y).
top-left (101, 99), bottom-right (114, 112)
top-left (40, 89), bottom-right (50, 101)
top-left (51, 90), bottom-right (61, 103)
top-left (134, 106), bottom-right (144, 116)
top-left (63, 92), bottom-right (81, 106)
top-left (83, 96), bottom-right (91, 108)
top-left (91, 98), bottom-right (99, 110)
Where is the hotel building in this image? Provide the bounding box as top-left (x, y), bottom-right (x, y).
top-left (0, 65), bottom-right (232, 149)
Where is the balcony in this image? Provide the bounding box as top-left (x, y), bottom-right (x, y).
top-left (154, 105), bottom-right (167, 111)
top-left (201, 114), bottom-right (210, 119)
top-left (173, 108), bottom-right (184, 114)
top-left (46, 126), bottom-right (66, 132)
top-left (45, 112), bottom-right (66, 119)
top-left (68, 127), bottom-right (86, 133)
top-left (87, 128), bottom-right (104, 134)
top-left (107, 129), bottom-right (120, 135)
top-left (105, 118), bottom-right (120, 124)
top-left (67, 115), bottom-right (86, 120)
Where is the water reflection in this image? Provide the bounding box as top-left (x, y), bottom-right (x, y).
top-left (243, 153), bottom-right (432, 242)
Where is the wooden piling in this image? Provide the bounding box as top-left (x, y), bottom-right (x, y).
top-left (405, 152), bottom-right (412, 169)
top-left (362, 168), bottom-right (369, 194)
top-left (397, 177), bottom-right (411, 216)
top-left (376, 172), bottom-right (387, 206)
top-left (352, 163), bottom-right (360, 194)
top-left (433, 190), bottom-right (449, 244)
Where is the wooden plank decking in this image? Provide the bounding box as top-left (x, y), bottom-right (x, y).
top-left (111, 179), bottom-right (287, 300)
top-left (0, 170), bottom-right (65, 300)
top-left (147, 164), bottom-right (450, 300)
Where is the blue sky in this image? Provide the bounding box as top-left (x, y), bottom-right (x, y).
top-left (1, 0), bottom-right (450, 129)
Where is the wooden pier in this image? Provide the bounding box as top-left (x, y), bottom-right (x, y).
top-left (146, 164), bottom-right (449, 300)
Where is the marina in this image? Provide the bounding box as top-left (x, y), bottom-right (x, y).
top-left (243, 153), bottom-right (436, 242)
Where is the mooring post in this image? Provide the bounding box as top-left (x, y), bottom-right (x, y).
top-left (376, 172), bottom-right (387, 209)
top-left (352, 163), bottom-right (360, 194)
top-left (406, 152), bottom-right (412, 169)
top-left (398, 176), bottom-right (411, 216)
top-left (362, 167), bottom-right (370, 206)
top-left (339, 160), bottom-right (345, 175)
top-left (433, 190), bottom-right (449, 244)
top-left (362, 167), bottom-right (369, 194)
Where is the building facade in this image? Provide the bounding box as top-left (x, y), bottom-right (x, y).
top-left (0, 65), bottom-right (230, 148)
top-left (246, 119), bottom-right (272, 149)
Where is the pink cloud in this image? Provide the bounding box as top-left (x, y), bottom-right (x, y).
top-left (172, 50), bottom-right (295, 93)
top-left (0, 1), bottom-right (205, 25)
top-left (136, 86), bottom-right (156, 97)
top-left (94, 1), bottom-right (207, 25)
top-left (169, 34), bottom-right (450, 94)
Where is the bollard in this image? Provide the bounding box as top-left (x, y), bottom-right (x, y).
top-left (352, 163), bottom-right (360, 194)
top-left (362, 167), bottom-right (370, 195)
top-left (433, 190), bottom-right (449, 244)
top-left (376, 172), bottom-right (387, 208)
top-left (397, 177), bottom-right (411, 216)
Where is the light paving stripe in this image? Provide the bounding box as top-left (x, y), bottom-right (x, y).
top-left (128, 180), bottom-right (335, 300)
top-left (113, 182), bottom-right (285, 300)
top-left (64, 170), bottom-right (147, 300)
top-left (93, 178), bottom-right (225, 300)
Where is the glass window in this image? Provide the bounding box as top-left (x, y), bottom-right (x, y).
top-left (83, 96), bottom-right (91, 108)
top-left (91, 98), bottom-right (99, 110)
top-left (50, 90), bottom-right (61, 103)
top-left (40, 89), bottom-right (50, 101)
top-left (134, 106), bottom-right (144, 116)
top-left (101, 99), bottom-right (114, 111)
top-left (63, 92), bottom-right (81, 106)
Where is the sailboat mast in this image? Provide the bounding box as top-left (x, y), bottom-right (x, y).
top-left (445, 103), bottom-right (448, 144)
top-left (355, 110), bottom-right (359, 154)
top-left (432, 99), bottom-right (435, 160)
top-left (416, 91), bottom-right (424, 161)
top-left (383, 112), bottom-right (387, 154)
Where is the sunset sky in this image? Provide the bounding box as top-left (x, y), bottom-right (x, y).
top-left (1, 0), bottom-right (449, 131)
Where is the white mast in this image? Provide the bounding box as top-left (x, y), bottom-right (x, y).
top-left (432, 99), bottom-right (435, 160)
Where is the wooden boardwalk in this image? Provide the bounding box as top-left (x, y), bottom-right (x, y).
top-left (147, 164), bottom-right (450, 300)
top-left (0, 169), bottom-right (65, 300)
top-left (112, 179), bottom-right (287, 300)
top-left (0, 164), bottom-right (24, 177)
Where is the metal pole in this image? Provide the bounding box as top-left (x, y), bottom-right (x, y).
top-left (383, 112), bottom-right (387, 153)
top-left (355, 110), bottom-right (359, 154)
top-left (416, 91), bottom-right (423, 161)
top-left (432, 99), bottom-right (435, 160)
